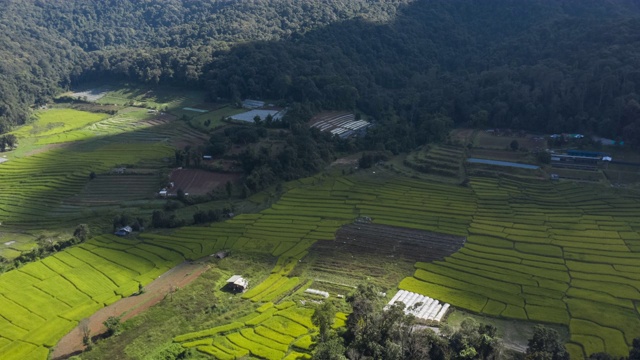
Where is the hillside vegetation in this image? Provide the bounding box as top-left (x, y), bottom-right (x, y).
top-left (4, 170), bottom-right (640, 359)
top-left (3, 1), bottom-right (640, 147)
top-left (4, 2), bottom-right (640, 360)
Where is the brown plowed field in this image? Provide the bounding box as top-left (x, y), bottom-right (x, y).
top-left (302, 223), bottom-right (466, 291)
top-left (168, 169), bottom-right (241, 195)
top-left (323, 223), bottom-right (465, 263)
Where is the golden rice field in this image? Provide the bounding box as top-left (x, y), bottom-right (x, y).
top-left (2, 108), bottom-right (640, 359)
top-left (2, 170), bottom-right (639, 358)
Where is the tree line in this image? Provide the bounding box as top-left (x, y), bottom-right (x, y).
top-left (4, 1), bottom-right (640, 150)
top-left (0, 0), bottom-right (411, 132)
top-left (312, 283), bottom-right (640, 360)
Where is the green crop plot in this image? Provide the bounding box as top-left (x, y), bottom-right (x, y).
top-left (0, 235), bottom-right (191, 358)
top-left (196, 345), bottom-right (234, 359)
top-left (276, 307), bottom-right (316, 329)
top-left (292, 334), bottom-right (315, 351)
top-left (240, 328), bottom-right (289, 352)
top-left (10, 109), bottom-right (108, 143)
top-left (174, 300), bottom-right (318, 359)
top-left (261, 315), bottom-right (310, 338)
top-left (5, 152), bottom-right (640, 360)
top-left (211, 337), bottom-right (249, 358)
top-left (255, 326), bottom-right (296, 345)
top-left (173, 322), bottom-right (244, 342)
top-left (398, 177), bottom-right (640, 358)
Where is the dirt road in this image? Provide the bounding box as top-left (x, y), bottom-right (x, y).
top-left (52, 261), bottom-right (208, 359)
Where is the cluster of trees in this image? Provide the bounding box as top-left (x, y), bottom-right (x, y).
top-left (200, 0), bottom-right (640, 150)
top-left (312, 283), bottom-right (503, 360)
top-left (0, 134), bottom-right (17, 152)
top-left (0, 224), bottom-right (90, 273)
top-left (174, 145), bottom-right (204, 168)
top-left (238, 122), bottom-right (335, 195)
top-left (151, 199), bottom-right (233, 228)
top-left (358, 152), bottom-right (389, 169)
top-left (312, 283), bottom-right (640, 360)
top-left (151, 209), bottom-right (186, 229)
top-left (0, 0), bottom-right (411, 132)
top-left (192, 209), bottom-right (221, 225)
top-left (112, 213), bottom-right (145, 232)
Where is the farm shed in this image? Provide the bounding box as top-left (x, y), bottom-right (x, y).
top-left (225, 275), bottom-right (248, 293)
top-left (550, 154), bottom-right (600, 171)
top-left (566, 150), bottom-right (605, 158)
top-left (386, 290), bottom-right (450, 322)
top-left (230, 109), bottom-right (286, 123)
top-left (214, 250), bottom-right (229, 259)
top-left (310, 112), bottom-right (371, 139)
top-left (114, 226), bottom-right (132, 236)
top-left (242, 99), bottom-right (265, 109)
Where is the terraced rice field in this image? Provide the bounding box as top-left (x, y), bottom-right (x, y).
top-left (303, 223), bottom-right (465, 290)
top-left (0, 142), bottom-right (172, 233)
top-left (2, 163), bottom-right (640, 359)
top-left (65, 174), bottom-right (162, 206)
top-left (400, 177), bottom-right (640, 358)
top-left (174, 302), bottom-right (316, 360)
top-left (96, 85), bottom-right (205, 111)
top-left (0, 234), bottom-right (185, 359)
top-left (0, 107), bottom-right (208, 241)
top-left (168, 169), bottom-right (240, 195)
top-left (331, 223), bottom-right (465, 262)
top-left (403, 144), bottom-right (466, 178)
top-left (0, 172), bottom-right (480, 359)
top-left (10, 109), bottom-right (109, 145)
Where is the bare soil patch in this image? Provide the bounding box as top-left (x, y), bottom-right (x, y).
top-left (168, 169), bottom-right (241, 195)
top-left (52, 261), bottom-right (208, 360)
top-left (331, 155), bottom-right (360, 166)
top-left (65, 174), bottom-right (161, 206)
top-left (23, 142), bottom-right (70, 157)
top-left (326, 223), bottom-right (465, 263)
top-left (469, 148), bottom-right (531, 162)
top-left (475, 131), bottom-right (545, 151)
top-left (70, 88), bottom-right (111, 102)
top-left (450, 128), bottom-right (475, 144)
top-left (301, 223), bottom-right (465, 291)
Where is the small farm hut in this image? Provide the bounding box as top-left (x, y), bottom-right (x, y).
top-left (225, 275), bottom-right (248, 293)
top-left (242, 99), bottom-right (265, 109)
top-left (114, 226), bottom-right (132, 236)
top-left (214, 250), bottom-right (229, 259)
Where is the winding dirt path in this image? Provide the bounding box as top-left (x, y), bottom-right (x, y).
top-left (52, 261), bottom-right (208, 359)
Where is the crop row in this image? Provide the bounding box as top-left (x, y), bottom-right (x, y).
top-left (175, 301), bottom-right (318, 359)
top-left (0, 236), bottom-right (190, 358)
top-left (397, 176), bottom-right (640, 358)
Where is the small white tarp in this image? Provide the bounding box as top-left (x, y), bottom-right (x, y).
top-left (226, 275), bottom-right (249, 289)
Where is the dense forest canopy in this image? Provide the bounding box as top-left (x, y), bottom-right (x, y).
top-left (3, 0), bottom-right (640, 147)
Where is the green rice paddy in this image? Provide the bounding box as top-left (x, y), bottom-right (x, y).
top-left (3, 104), bottom-right (640, 359)
top-left (2, 169), bottom-right (640, 358)
top-left (10, 109), bottom-right (109, 144)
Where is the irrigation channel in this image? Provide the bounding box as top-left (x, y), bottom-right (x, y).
top-left (467, 158), bottom-right (540, 169)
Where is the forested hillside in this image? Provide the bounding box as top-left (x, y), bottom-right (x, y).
top-left (3, 0), bottom-right (640, 148)
top-left (0, 0), bottom-right (412, 131)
